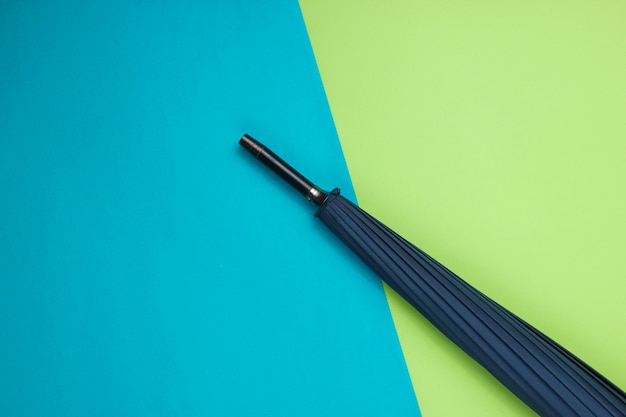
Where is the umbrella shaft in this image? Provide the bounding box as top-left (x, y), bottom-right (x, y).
top-left (239, 134), bottom-right (327, 204)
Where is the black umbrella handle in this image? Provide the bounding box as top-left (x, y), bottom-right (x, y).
top-left (239, 134), bottom-right (328, 205)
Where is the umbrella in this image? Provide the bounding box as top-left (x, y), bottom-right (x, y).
top-left (238, 134), bottom-right (626, 417)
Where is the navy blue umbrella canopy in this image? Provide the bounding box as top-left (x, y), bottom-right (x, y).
top-left (239, 134), bottom-right (626, 417)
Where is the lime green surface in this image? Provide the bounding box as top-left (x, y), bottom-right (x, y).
top-left (300, 1), bottom-right (626, 415)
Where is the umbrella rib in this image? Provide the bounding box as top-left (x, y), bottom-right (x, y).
top-left (376, 218), bottom-right (604, 392)
top-left (370, 212), bottom-right (625, 414)
top-left (324, 197), bottom-right (597, 416)
top-left (326, 202), bottom-right (553, 400)
top-left (320, 208), bottom-right (463, 345)
top-left (351, 200), bottom-right (626, 415)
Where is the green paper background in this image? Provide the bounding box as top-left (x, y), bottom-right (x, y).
top-left (300, 0), bottom-right (626, 415)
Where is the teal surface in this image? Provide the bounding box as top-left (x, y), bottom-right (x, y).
top-left (0, 1), bottom-right (419, 416)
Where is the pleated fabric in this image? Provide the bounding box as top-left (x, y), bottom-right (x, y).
top-left (316, 189), bottom-right (626, 417)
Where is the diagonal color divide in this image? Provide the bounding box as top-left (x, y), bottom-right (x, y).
top-left (300, 0), bottom-right (626, 415)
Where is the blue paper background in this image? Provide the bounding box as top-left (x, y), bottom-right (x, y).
top-left (0, 1), bottom-right (419, 416)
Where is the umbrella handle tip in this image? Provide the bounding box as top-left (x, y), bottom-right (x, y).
top-left (239, 133), bottom-right (262, 157)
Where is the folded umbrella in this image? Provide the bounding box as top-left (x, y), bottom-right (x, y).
top-left (238, 134), bottom-right (626, 417)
